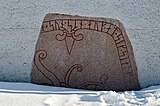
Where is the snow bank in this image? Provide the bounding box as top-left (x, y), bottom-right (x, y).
top-left (0, 82), bottom-right (160, 106)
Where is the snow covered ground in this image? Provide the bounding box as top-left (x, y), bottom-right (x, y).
top-left (0, 82), bottom-right (160, 106)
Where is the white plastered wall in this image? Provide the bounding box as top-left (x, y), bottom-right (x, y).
top-left (0, 0), bottom-right (160, 88)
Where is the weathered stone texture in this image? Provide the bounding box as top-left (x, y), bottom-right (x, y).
top-left (31, 14), bottom-right (140, 91)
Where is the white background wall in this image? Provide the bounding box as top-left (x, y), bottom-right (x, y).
top-left (0, 0), bottom-right (160, 88)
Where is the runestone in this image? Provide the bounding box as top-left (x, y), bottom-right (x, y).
top-left (31, 13), bottom-right (140, 91)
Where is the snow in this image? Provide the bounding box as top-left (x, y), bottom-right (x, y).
top-left (0, 82), bottom-right (160, 106)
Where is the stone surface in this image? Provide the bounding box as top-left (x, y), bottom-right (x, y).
top-left (31, 14), bottom-right (140, 91)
